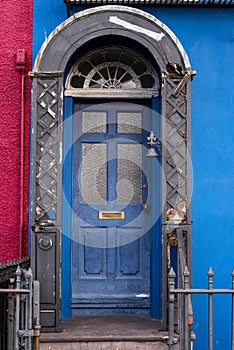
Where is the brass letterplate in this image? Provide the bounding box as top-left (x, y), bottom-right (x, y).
top-left (99, 211), bottom-right (125, 220)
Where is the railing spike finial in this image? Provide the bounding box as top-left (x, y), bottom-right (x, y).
top-left (208, 266), bottom-right (214, 277)
top-left (208, 267), bottom-right (214, 291)
top-left (184, 265), bottom-right (190, 277)
top-left (15, 265), bottom-right (22, 276)
top-left (169, 267), bottom-right (176, 278)
top-left (25, 267), bottom-right (33, 278)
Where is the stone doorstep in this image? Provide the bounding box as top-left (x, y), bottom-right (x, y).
top-left (40, 316), bottom-right (167, 341)
top-left (40, 341), bottom-right (168, 350)
top-left (40, 316), bottom-right (169, 349)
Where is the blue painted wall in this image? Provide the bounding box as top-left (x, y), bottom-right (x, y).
top-left (33, 3), bottom-right (234, 349)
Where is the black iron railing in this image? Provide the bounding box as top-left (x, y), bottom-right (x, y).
top-left (0, 257), bottom-right (30, 283)
top-left (0, 258), bottom-right (30, 350)
top-left (0, 258), bottom-right (40, 350)
top-left (165, 227), bottom-right (193, 349)
top-left (168, 267), bottom-right (234, 350)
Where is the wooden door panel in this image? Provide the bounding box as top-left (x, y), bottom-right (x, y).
top-left (72, 101), bottom-right (153, 315)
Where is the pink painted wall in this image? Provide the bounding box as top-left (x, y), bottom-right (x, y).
top-left (0, 1), bottom-right (33, 261)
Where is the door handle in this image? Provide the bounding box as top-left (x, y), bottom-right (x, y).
top-left (142, 203), bottom-right (151, 211)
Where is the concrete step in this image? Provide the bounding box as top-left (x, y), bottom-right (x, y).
top-left (40, 316), bottom-right (168, 350)
top-left (40, 341), bottom-right (168, 350)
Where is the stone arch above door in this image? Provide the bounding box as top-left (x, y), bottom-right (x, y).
top-left (30, 6), bottom-right (195, 331)
top-left (34, 6), bottom-right (191, 73)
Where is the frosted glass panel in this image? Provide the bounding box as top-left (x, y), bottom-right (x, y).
top-left (81, 143), bottom-right (107, 203)
top-left (117, 144), bottom-right (142, 203)
top-left (117, 112), bottom-right (142, 134)
top-left (82, 112), bottom-right (107, 133)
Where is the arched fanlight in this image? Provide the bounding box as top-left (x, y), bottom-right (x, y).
top-left (65, 46), bottom-right (159, 97)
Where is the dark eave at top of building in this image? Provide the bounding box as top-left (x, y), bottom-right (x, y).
top-left (64, 0), bottom-right (234, 6)
top-left (64, 0), bottom-right (233, 19)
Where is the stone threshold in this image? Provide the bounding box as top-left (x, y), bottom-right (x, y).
top-left (40, 316), bottom-right (168, 343)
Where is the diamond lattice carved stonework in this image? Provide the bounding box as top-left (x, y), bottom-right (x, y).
top-left (35, 77), bottom-right (60, 223)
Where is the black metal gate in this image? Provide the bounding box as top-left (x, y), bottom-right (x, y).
top-left (168, 266), bottom-right (234, 350)
top-left (0, 259), bottom-right (40, 350)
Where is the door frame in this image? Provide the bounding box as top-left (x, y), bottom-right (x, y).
top-left (30, 6), bottom-right (194, 331)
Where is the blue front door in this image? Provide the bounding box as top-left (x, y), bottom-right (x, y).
top-left (71, 100), bottom-right (158, 315)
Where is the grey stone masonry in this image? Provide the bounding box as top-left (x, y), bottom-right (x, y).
top-left (40, 341), bottom-right (168, 350)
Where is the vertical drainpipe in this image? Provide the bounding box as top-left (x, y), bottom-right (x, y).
top-left (16, 49), bottom-right (27, 258)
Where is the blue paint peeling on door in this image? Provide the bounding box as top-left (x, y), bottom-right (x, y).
top-left (70, 100), bottom-right (159, 315)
